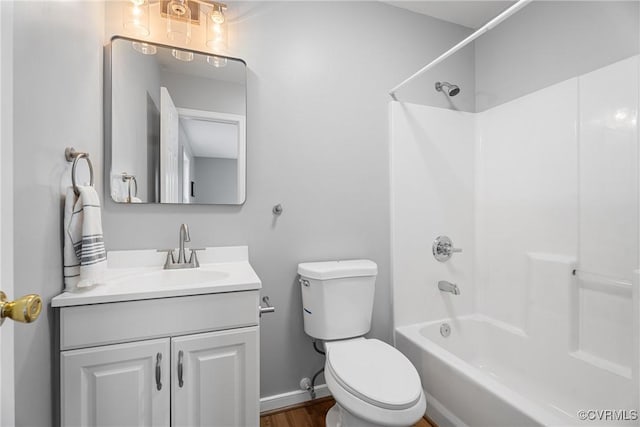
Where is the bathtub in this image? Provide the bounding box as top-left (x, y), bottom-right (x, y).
top-left (396, 315), bottom-right (637, 427)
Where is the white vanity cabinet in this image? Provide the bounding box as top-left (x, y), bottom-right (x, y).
top-left (61, 339), bottom-right (171, 427)
top-left (57, 291), bottom-right (260, 427)
top-left (172, 328), bottom-right (258, 427)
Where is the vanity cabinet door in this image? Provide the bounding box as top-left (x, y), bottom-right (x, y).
top-left (61, 338), bottom-right (170, 427)
top-left (171, 326), bottom-right (259, 427)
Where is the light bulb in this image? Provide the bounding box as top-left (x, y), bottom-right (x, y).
top-left (206, 9), bottom-right (228, 52)
top-left (210, 4), bottom-right (225, 24)
top-left (122, 0), bottom-right (149, 37)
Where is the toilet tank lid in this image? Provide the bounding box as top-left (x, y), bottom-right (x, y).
top-left (297, 260), bottom-right (377, 280)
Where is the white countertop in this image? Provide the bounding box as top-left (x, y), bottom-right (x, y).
top-left (51, 246), bottom-right (261, 307)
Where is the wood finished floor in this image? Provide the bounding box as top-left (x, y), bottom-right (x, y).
top-left (260, 397), bottom-right (434, 427)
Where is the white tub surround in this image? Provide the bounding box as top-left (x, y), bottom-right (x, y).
top-left (390, 103), bottom-right (476, 327)
top-left (391, 55), bottom-right (640, 426)
top-left (51, 246), bottom-right (260, 307)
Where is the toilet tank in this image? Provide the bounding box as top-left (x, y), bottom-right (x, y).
top-left (298, 260), bottom-right (378, 340)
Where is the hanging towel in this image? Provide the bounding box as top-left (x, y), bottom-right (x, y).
top-left (63, 186), bottom-right (107, 291)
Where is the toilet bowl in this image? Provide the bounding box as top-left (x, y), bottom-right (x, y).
top-left (323, 338), bottom-right (426, 427)
top-left (298, 260), bottom-right (426, 427)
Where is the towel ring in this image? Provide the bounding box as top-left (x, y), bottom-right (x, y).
top-left (121, 173), bottom-right (138, 202)
top-left (65, 147), bottom-right (94, 197)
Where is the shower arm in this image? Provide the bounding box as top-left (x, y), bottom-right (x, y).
top-left (388, 0), bottom-right (532, 100)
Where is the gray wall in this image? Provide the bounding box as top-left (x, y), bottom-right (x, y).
top-left (12, 2), bottom-right (105, 426)
top-left (475, 1), bottom-right (640, 111)
top-left (193, 157), bottom-right (238, 204)
top-left (12, 2), bottom-right (474, 425)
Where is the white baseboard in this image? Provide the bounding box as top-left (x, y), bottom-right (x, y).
top-left (260, 384), bottom-right (332, 413)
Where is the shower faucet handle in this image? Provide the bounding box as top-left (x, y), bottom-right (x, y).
top-left (432, 236), bottom-right (462, 262)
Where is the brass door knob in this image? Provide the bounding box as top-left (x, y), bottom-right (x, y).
top-left (0, 291), bottom-right (42, 325)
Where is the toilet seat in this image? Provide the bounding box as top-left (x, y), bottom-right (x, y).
top-left (326, 339), bottom-right (422, 410)
top-left (324, 338), bottom-right (426, 426)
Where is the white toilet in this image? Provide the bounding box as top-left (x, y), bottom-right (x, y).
top-left (298, 260), bottom-right (426, 427)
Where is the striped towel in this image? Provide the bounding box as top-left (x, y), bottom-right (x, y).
top-left (63, 186), bottom-right (107, 291)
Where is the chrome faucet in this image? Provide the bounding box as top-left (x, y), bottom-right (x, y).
top-left (158, 224), bottom-right (201, 269)
top-left (178, 223), bottom-right (190, 264)
top-left (438, 280), bottom-right (460, 295)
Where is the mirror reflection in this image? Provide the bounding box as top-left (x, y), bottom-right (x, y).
top-left (108, 37), bottom-right (246, 205)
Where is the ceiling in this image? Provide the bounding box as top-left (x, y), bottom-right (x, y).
top-left (181, 118), bottom-right (239, 159)
top-left (383, 1), bottom-right (515, 29)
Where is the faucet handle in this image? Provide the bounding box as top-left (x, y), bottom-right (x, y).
top-left (157, 249), bottom-right (176, 267)
top-left (188, 248), bottom-right (204, 268)
top-left (433, 236), bottom-right (462, 262)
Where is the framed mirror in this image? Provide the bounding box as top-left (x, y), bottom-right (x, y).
top-left (106, 36), bottom-right (246, 205)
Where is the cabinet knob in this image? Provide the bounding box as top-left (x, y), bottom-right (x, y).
top-left (0, 291), bottom-right (42, 326)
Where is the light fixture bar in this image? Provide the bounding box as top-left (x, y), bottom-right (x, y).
top-left (160, 0), bottom-right (226, 24)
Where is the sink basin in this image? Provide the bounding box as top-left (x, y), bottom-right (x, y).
top-left (51, 246), bottom-right (261, 307)
top-left (109, 268), bottom-right (229, 290)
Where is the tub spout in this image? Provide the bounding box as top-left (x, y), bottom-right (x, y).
top-left (438, 280), bottom-right (460, 295)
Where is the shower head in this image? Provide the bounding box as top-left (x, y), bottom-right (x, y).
top-left (435, 81), bottom-right (460, 97)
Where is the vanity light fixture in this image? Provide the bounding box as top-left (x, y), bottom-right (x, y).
top-left (172, 48), bottom-right (194, 62)
top-left (122, 0), bottom-right (150, 37)
top-left (206, 55), bottom-right (228, 68)
top-left (123, 0), bottom-right (230, 56)
top-left (166, 0), bottom-right (192, 44)
top-left (132, 41), bottom-right (157, 55)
